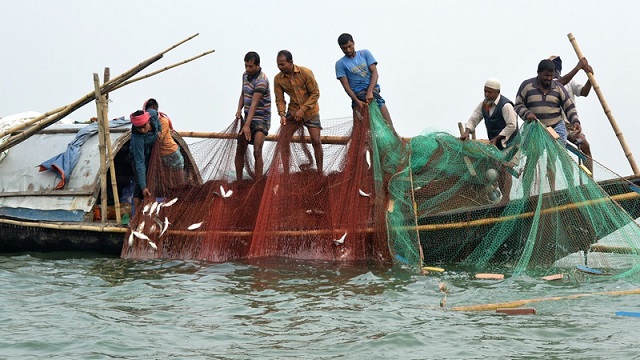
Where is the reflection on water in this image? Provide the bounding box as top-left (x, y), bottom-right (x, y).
top-left (1, 252), bottom-right (639, 359)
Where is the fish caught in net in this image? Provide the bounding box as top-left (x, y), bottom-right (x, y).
top-left (122, 104), bottom-right (640, 280)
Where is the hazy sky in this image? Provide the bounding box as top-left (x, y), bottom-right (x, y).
top-left (1, 0), bottom-right (639, 177)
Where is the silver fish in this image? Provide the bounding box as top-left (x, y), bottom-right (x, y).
top-left (220, 185), bottom-right (233, 198)
top-left (358, 189), bottom-right (371, 197)
top-left (365, 149), bottom-right (371, 169)
top-left (142, 203), bottom-right (151, 216)
top-left (163, 197), bottom-right (178, 207)
top-left (333, 232), bottom-right (347, 246)
top-left (160, 217), bottom-right (170, 237)
top-left (187, 222), bottom-right (203, 230)
top-left (136, 220), bottom-right (146, 233)
top-left (132, 231), bottom-right (150, 241)
top-left (128, 231), bottom-right (135, 247)
top-left (148, 202), bottom-right (158, 216)
top-left (148, 241), bottom-right (158, 251)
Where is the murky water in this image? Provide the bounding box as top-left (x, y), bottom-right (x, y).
top-left (1, 252), bottom-right (639, 359)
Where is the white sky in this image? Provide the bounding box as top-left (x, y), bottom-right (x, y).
top-left (1, 0), bottom-right (639, 177)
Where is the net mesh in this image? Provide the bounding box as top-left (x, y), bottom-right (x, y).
top-left (122, 104), bottom-right (640, 280)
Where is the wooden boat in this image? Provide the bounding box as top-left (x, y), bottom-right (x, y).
top-left (0, 122), bottom-right (201, 254)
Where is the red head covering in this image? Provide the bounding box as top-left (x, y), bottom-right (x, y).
top-left (130, 111), bottom-right (150, 127)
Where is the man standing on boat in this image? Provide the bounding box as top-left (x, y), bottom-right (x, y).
top-left (235, 51), bottom-right (271, 182)
top-left (274, 50), bottom-right (323, 174)
top-left (335, 33), bottom-right (395, 131)
top-left (461, 78), bottom-right (518, 201)
top-left (549, 55), bottom-right (594, 174)
top-left (461, 78), bottom-right (518, 150)
top-left (514, 59), bottom-right (580, 142)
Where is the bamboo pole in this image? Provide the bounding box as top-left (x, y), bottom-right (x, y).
top-left (93, 74), bottom-right (108, 223)
top-left (0, 217), bottom-right (127, 233)
top-left (451, 288), bottom-right (640, 312)
top-left (113, 50), bottom-right (215, 90)
top-left (102, 67), bottom-right (121, 223)
top-left (0, 34), bottom-right (202, 153)
top-left (0, 106), bottom-right (66, 140)
top-left (567, 33), bottom-right (639, 175)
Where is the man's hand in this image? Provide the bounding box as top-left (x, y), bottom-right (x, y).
top-left (142, 188), bottom-right (151, 198)
top-left (280, 115), bottom-right (287, 126)
top-left (235, 111), bottom-right (242, 121)
top-left (491, 135), bottom-right (505, 148)
top-left (239, 123), bottom-right (251, 141)
top-left (293, 108), bottom-right (305, 122)
top-left (525, 113), bottom-right (537, 122)
top-left (460, 128), bottom-right (471, 141)
top-left (572, 122), bottom-right (582, 134)
top-left (365, 90), bottom-right (374, 104)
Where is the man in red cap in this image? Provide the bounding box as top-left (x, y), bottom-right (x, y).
top-left (129, 110), bottom-right (161, 211)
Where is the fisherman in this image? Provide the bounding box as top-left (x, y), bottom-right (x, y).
top-left (235, 51), bottom-right (271, 182)
top-left (129, 110), bottom-right (161, 211)
top-left (274, 49), bottom-right (323, 174)
top-left (514, 59), bottom-right (580, 142)
top-left (335, 33), bottom-right (395, 131)
top-left (460, 78), bottom-right (518, 201)
top-left (514, 59), bottom-right (581, 190)
top-left (549, 55), bottom-right (594, 173)
top-left (143, 98), bottom-right (183, 174)
top-left (144, 98), bottom-right (173, 130)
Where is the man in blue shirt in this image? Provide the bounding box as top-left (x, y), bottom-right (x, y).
top-left (335, 33), bottom-right (394, 130)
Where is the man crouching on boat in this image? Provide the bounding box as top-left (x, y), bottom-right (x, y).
top-left (129, 110), bottom-right (160, 212)
top-left (460, 78), bottom-right (518, 203)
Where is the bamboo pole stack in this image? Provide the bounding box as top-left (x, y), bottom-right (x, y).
top-left (0, 33), bottom-right (214, 154)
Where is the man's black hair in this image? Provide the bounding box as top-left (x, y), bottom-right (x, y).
top-left (244, 51), bottom-right (260, 65)
top-left (337, 33), bottom-right (353, 46)
top-left (144, 98), bottom-right (158, 110)
top-left (537, 59), bottom-right (555, 73)
top-left (277, 50), bottom-right (293, 62)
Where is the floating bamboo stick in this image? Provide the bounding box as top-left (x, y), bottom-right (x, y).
top-left (451, 288), bottom-right (640, 312)
top-left (567, 33), bottom-right (639, 175)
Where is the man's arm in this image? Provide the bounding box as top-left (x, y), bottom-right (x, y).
top-left (461, 102), bottom-right (484, 140)
top-left (338, 76), bottom-right (365, 109)
top-left (514, 82), bottom-right (536, 122)
top-left (235, 90), bottom-right (244, 119)
top-left (240, 91), bottom-right (264, 141)
top-left (300, 69), bottom-right (320, 117)
top-left (273, 76), bottom-right (287, 116)
top-left (497, 103), bottom-right (518, 141)
top-left (366, 63), bottom-right (380, 101)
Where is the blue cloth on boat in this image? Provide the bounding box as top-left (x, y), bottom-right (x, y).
top-left (39, 117), bottom-right (131, 189)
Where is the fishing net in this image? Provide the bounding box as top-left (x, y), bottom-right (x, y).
top-left (122, 104), bottom-right (640, 280)
top-left (122, 113), bottom-right (391, 264)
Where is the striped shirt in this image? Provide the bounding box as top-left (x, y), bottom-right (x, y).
top-left (514, 77), bottom-right (579, 127)
top-left (273, 64), bottom-right (320, 120)
top-left (242, 68), bottom-right (271, 124)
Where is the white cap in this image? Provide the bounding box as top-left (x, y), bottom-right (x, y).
top-left (484, 78), bottom-right (501, 90)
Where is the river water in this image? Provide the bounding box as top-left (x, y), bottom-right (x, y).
top-left (1, 252), bottom-right (640, 359)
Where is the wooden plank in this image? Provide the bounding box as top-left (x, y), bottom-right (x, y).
top-left (475, 273), bottom-right (504, 280)
top-left (496, 308), bottom-right (536, 315)
top-left (541, 273), bottom-right (564, 281)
